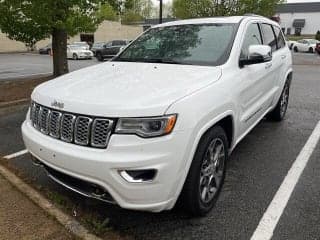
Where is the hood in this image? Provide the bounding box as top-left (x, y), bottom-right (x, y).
top-left (32, 62), bottom-right (222, 117)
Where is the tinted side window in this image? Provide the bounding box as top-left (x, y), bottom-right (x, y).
top-left (240, 23), bottom-right (263, 59)
top-left (112, 40), bottom-right (126, 46)
top-left (273, 26), bottom-right (286, 49)
top-left (261, 24), bottom-right (277, 52)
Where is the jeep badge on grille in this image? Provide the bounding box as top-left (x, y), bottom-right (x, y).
top-left (51, 100), bottom-right (64, 109)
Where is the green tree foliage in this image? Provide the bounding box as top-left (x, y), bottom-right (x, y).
top-left (172, 0), bottom-right (284, 19)
top-left (122, 0), bottom-right (154, 24)
top-left (316, 30), bottom-right (320, 41)
top-left (0, 0), bottom-right (118, 76)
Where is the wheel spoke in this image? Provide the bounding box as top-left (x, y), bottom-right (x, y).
top-left (201, 186), bottom-right (208, 201)
top-left (199, 137), bottom-right (226, 203)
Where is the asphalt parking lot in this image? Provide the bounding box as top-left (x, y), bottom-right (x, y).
top-left (0, 55), bottom-right (320, 240)
top-left (0, 53), bottom-right (102, 80)
top-left (0, 51), bottom-right (319, 81)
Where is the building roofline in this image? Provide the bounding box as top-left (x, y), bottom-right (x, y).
top-left (276, 2), bottom-right (320, 13)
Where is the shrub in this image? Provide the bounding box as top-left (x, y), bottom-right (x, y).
top-left (316, 30), bottom-right (320, 41)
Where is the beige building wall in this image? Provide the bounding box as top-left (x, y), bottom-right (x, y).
top-left (0, 31), bottom-right (27, 52)
top-left (0, 21), bottom-right (143, 52)
top-left (93, 20), bottom-right (143, 42)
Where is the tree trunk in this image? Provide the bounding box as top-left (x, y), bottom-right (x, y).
top-left (52, 28), bottom-right (69, 77)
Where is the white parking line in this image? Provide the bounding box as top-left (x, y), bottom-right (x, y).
top-left (3, 149), bottom-right (28, 159)
top-left (251, 120), bottom-right (320, 240)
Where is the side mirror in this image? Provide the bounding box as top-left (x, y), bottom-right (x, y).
top-left (239, 45), bottom-right (272, 67)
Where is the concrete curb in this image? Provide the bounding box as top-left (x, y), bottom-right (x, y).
top-left (0, 161), bottom-right (103, 240)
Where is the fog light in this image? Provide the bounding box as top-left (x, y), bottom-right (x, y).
top-left (119, 169), bottom-right (157, 183)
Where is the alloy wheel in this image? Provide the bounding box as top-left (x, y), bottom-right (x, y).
top-left (199, 138), bottom-right (225, 204)
top-left (280, 84), bottom-right (289, 118)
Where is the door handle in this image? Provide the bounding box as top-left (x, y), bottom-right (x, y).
top-left (281, 55), bottom-right (286, 59)
top-left (265, 63), bottom-right (272, 69)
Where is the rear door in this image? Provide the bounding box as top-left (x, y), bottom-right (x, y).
top-left (110, 40), bottom-right (126, 55)
top-left (271, 25), bottom-right (289, 102)
top-left (260, 24), bottom-right (284, 102)
top-left (102, 42), bottom-right (112, 56)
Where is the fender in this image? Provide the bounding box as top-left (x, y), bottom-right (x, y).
top-left (168, 110), bottom-right (235, 208)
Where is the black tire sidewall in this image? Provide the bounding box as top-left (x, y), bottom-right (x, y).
top-left (96, 53), bottom-right (103, 61)
top-left (269, 80), bottom-right (290, 121)
top-left (73, 53), bottom-right (77, 60)
top-left (181, 126), bottom-right (228, 216)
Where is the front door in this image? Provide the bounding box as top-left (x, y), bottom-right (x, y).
top-left (237, 22), bottom-right (275, 135)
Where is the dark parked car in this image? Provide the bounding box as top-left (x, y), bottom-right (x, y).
top-left (316, 42), bottom-right (320, 54)
top-left (95, 40), bottom-right (128, 61)
top-left (39, 44), bottom-right (52, 54)
top-left (90, 42), bottom-right (106, 56)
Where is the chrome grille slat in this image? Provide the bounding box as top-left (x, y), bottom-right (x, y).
top-left (75, 116), bottom-right (92, 145)
top-left (61, 114), bottom-right (76, 143)
top-left (34, 104), bottom-right (41, 129)
top-left (49, 111), bottom-right (62, 138)
top-left (30, 102), bottom-right (113, 149)
top-left (39, 107), bottom-right (51, 134)
top-left (91, 119), bottom-right (113, 148)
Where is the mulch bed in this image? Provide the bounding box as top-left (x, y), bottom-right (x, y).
top-left (0, 75), bottom-right (53, 104)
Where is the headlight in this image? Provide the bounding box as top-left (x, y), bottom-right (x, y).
top-left (115, 114), bottom-right (177, 138)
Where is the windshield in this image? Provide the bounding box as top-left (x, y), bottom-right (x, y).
top-left (92, 43), bottom-right (105, 48)
top-left (307, 39), bottom-right (318, 44)
top-left (69, 46), bottom-right (86, 50)
top-left (114, 23), bottom-right (237, 66)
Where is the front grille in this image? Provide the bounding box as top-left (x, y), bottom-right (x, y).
top-left (30, 102), bottom-right (114, 148)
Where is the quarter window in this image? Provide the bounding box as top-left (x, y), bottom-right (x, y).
top-left (261, 24), bottom-right (277, 52)
top-left (240, 23), bottom-right (263, 59)
top-left (273, 26), bottom-right (286, 49)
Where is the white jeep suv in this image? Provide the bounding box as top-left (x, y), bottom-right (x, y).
top-left (22, 16), bottom-right (292, 216)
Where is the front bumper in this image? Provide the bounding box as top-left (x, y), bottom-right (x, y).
top-left (78, 54), bottom-right (92, 59)
top-left (22, 120), bottom-right (191, 212)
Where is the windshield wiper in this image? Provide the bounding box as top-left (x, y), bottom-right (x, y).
top-left (114, 57), bottom-right (189, 65)
top-left (147, 58), bottom-right (187, 64)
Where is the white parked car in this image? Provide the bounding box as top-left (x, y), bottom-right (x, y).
top-left (292, 39), bottom-right (319, 53)
top-left (22, 16), bottom-right (292, 216)
top-left (72, 41), bottom-right (90, 50)
top-left (286, 40), bottom-right (296, 50)
top-left (67, 45), bottom-right (93, 60)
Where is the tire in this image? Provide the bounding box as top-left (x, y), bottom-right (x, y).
top-left (294, 46), bottom-right (298, 52)
top-left (289, 44), bottom-right (293, 50)
top-left (96, 52), bottom-right (104, 61)
top-left (178, 126), bottom-right (228, 216)
top-left (72, 53), bottom-right (78, 60)
top-left (269, 80), bottom-right (290, 121)
top-left (46, 49), bottom-right (51, 55)
top-left (309, 47), bottom-right (314, 53)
